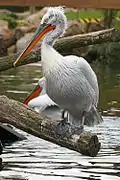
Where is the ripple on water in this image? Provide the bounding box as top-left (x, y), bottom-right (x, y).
top-left (0, 116), bottom-right (120, 180)
top-left (0, 65), bottom-right (120, 179)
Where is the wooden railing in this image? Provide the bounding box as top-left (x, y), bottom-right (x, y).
top-left (0, 0), bottom-right (119, 9)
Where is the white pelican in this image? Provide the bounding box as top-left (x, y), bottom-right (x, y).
top-left (24, 77), bottom-right (57, 112)
top-left (24, 77), bottom-right (68, 121)
top-left (14, 7), bottom-right (103, 135)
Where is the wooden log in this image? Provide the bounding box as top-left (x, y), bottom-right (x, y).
top-left (0, 28), bottom-right (120, 72)
top-left (0, 122), bottom-right (26, 144)
top-left (0, 95), bottom-right (100, 157)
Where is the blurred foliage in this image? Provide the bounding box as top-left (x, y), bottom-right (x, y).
top-left (0, 6), bottom-right (43, 12)
top-left (114, 21), bottom-right (120, 30)
top-left (0, 6), bottom-right (28, 12)
top-left (93, 43), bottom-right (120, 67)
top-left (66, 10), bottom-right (104, 20)
top-left (0, 13), bottom-right (18, 28)
top-left (66, 9), bottom-right (120, 67)
top-left (66, 9), bottom-right (120, 20)
top-left (17, 19), bottom-right (29, 26)
top-left (66, 9), bottom-right (120, 30)
top-left (103, 10), bottom-right (117, 28)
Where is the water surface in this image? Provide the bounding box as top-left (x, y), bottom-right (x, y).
top-left (0, 63), bottom-right (120, 180)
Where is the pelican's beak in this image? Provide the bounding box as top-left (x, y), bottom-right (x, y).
top-left (24, 84), bottom-right (42, 105)
top-left (13, 23), bottom-right (56, 67)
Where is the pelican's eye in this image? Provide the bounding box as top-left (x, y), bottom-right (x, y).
top-left (49, 14), bottom-right (54, 19)
top-left (44, 18), bottom-right (49, 24)
top-left (42, 14), bottom-right (55, 25)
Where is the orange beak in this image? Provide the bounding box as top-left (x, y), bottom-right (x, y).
top-left (13, 23), bottom-right (56, 67)
top-left (24, 84), bottom-right (42, 105)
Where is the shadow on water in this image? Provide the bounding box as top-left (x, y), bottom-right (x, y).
top-left (0, 63), bottom-right (120, 180)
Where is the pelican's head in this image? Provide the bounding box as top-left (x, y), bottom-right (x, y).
top-left (41, 6), bottom-right (67, 38)
top-left (13, 6), bottom-right (67, 67)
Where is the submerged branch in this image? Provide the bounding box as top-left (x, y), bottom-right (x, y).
top-left (0, 28), bottom-right (120, 72)
top-left (0, 95), bottom-right (100, 157)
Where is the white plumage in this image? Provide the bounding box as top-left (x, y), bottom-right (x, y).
top-left (40, 7), bottom-right (103, 127)
top-left (28, 77), bottom-right (57, 113)
top-left (14, 6), bottom-right (103, 131)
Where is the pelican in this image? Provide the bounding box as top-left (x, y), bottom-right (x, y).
top-left (24, 77), bottom-right (57, 112)
top-left (13, 7), bottom-right (103, 135)
top-left (24, 77), bottom-right (67, 121)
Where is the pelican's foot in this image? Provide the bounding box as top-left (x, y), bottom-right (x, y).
top-left (55, 120), bottom-right (84, 138)
top-left (55, 119), bottom-right (72, 138)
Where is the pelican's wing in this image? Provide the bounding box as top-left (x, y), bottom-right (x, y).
top-left (28, 94), bottom-right (57, 112)
top-left (76, 56), bottom-right (99, 106)
top-left (64, 55), bottom-right (99, 106)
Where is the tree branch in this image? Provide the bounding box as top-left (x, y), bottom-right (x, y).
top-left (0, 95), bottom-right (100, 157)
top-left (0, 28), bottom-right (120, 72)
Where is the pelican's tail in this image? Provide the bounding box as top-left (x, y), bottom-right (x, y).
top-left (64, 106), bottom-right (103, 127)
top-left (84, 106), bottom-right (103, 126)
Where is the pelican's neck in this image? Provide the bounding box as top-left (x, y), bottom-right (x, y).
top-left (41, 42), bottom-right (63, 75)
top-left (43, 20), bottom-right (66, 46)
top-left (41, 22), bottom-right (66, 75)
top-left (42, 32), bottom-right (56, 46)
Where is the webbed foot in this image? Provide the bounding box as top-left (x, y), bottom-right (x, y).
top-left (55, 120), bottom-right (84, 137)
top-left (55, 119), bottom-right (72, 138)
top-left (55, 110), bottom-right (84, 137)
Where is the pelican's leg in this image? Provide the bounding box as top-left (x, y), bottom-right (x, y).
top-left (61, 110), bottom-right (71, 123)
top-left (55, 111), bottom-right (85, 137)
top-left (81, 114), bottom-right (85, 126)
top-left (69, 112), bottom-right (85, 135)
top-left (61, 110), bottom-right (67, 121)
top-left (55, 110), bottom-right (72, 137)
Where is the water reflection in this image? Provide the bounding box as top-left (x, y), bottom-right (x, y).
top-left (94, 65), bottom-right (120, 114)
top-left (0, 63), bottom-right (120, 180)
top-left (0, 65), bottom-right (42, 102)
